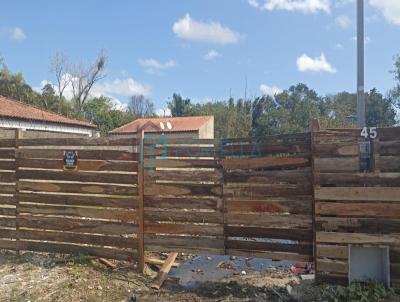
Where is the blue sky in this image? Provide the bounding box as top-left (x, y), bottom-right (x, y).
top-left (0, 0), bottom-right (399, 113)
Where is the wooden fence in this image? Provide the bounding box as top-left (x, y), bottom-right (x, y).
top-left (1, 125), bottom-right (400, 287)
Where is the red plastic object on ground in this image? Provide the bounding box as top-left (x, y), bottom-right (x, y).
top-left (290, 262), bottom-right (314, 275)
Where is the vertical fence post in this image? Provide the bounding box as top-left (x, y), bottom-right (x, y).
top-left (310, 119), bottom-right (320, 282)
top-left (14, 128), bottom-right (23, 255)
top-left (137, 129), bottom-right (145, 273)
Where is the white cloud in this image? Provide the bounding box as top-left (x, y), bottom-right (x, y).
top-left (204, 50), bottom-right (220, 60)
top-left (138, 58), bottom-right (176, 73)
top-left (248, 0), bottom-right (331, 14)
top-left (0, 27), bottom-right (26, 41)
top-left (93, 78), bottom-right (151, 96)
top-left (172, 14), bottom-right (241, 45)
top-left (369, 0), bottom-right (400, 25)
top-left (335, 15), bottom-right (352, 29)
top-left (297, 53), bottom-right (336, 73)
top-left (155, 108), bottom-right (172, 117)
top-left (259, 84), bottom-right (283, 96)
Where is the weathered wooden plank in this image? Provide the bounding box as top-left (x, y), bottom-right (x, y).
top-left (316, 202), bottom-right (400, 217)
top-left (0, 229), bottom-right (17, 239)
top-left (145, 158), bottom-right (219, 169)
top-left (317, 259), bottom-right (348, 274)
top-left (0, 139), bottom-right (16, 148)
top-left (377, 127), bottom-right (400, 141)
top-left (144, 210), bottom-right (222, 224)
top-left (18, 241), bottom-right (135, 261)
top-left (0, 195), bottom-right (15, 206)
top-left (151, 252), bottom-right (179, 290)
top-left (0, 207), bottom-right (16, 216)
top-left (0, 160), bottom-right (15, 170)
top-left (144, 235), bottom-right (224, 249)
top-left (16, 170), bottom-right (137, 185)
top-left (0, 149), bottom-right (15, 159)
top-left (225, 240), bottom-right (312, 254)
top-left (144, 183), bottom-right (221, 197)
top-left (145, 245), bottom-right (224, 256)
top-left (316, 217), bottom-right (400, 234)
top-left (145, 223), bottom-right (223, 236)
top-left (145, 145), bottom-right (216, 158)
top-left (380, 141), bottom-right (400, 156)
top-left (16, 137), bottom-right (136, 147)
top-left (225, 213), bottom-right (312, 228)
top-left (0, 184), bottom-right (16, 194)
top-left (17, 158), bottom-right (137, 172)
top-left (18, 181), bottom-right (137, 196)
top-left (379, 156), bottom-right (400, 172)
top-left (18, 216), bottom-right (137, 235)
top-left (314, 143), bottom-right (358, 157)
top-left (0, 217), bottom-right (16, 227)
top-left (18, 204), bottom-right (137, 222)
top-left (221, 156), bottom-right (310, 171)
top-left (314, 157), bottom-right (358, 172)
top-left (0, 171), bottom-right (14, 183)
top-left (18, 229), bottom-right (137, 249)
top-left (225, 198), bottom-right (312, 215)
top-left (145, 169), bottom-right (220, 183)
top-left (17, 149), bottom-right (138, 161)
top-left (316, 231), bottom-right (400, 245)
top-left (225, 226), bottom-right (312, 241)
top-left (144, 137), bottom-right (217, 145)
top-left (226, 249), bottom-right (312, 262)
top-left (315, 187), bottom-right (400, 202)
top-left (218, 132), bottom-right (310, 144)
top-left (316, 273), bottom-right (348, 286)
top-left (224, 183), bottom-right (312, 198)
top-left (0, 239), bottom-right (16, 250)
top-left (317, 172), bottom-right (400, 187)
top-left (224, 169), bottom-right (311, 184)
top-left (317, 244), bottom-right (348, 259)
top-left (144, 196), bottom-right (219, 210)
top-left (16, 192), bottom-right (137, 208)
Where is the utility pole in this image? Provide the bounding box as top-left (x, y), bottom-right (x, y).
top-left (357, 0), bottom-right (366, 128)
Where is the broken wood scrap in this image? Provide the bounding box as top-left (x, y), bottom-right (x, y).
top-left (145, 256), bottom-right (179, 268)
top-left (151, 252), bottom-right (178, 290)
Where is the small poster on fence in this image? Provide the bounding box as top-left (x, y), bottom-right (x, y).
top-left (63, 151), bottom-right (78, 171)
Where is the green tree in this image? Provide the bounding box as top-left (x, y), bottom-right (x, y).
top-left (168, 93), bottom-right (191, 116)
top-left (390, 54), bottom-right (400, 109)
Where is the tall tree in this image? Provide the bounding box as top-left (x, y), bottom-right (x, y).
top-left (390, 54), bottom-right (400, 109)
top-left (49, 51), bottom-right (71, 113)
top-left (168, 93), bottom-right (191, 117)
top-left (128, 94), bottom-right (155, 118)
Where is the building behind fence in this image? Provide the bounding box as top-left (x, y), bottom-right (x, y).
top-left (0, 124), bottom-right (399, 288)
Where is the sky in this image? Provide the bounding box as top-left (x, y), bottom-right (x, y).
top-left (0, 0), bottom-right (399, 113)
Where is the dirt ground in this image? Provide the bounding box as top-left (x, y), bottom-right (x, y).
top-left (0, 250), bottom-right (398, 302)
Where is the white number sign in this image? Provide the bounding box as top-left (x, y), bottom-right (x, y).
top-left (361, 127), bottom-right (377, 139)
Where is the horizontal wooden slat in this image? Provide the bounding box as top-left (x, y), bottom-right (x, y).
top-left (0, 217), bottom-right (16, 227)
top-left (225, 213), bottom-right (312, 228)
top-left (224, 184), bottom-right (311, 198)
top-left (226, 249), bottom-right (312, 262)
top-left (18, 216), bottom-right (137, 235)
top-left (18, 229), bottom-right (137, 249)
top-left (145, 183), bottom-right (221, 197)
top-left (144, 196), bottom-right (219, 210)
top-left (0, 184), bottom-right (16, 194)
top-left (314, 157), bottom-right (358, 172)
top-left (317, 244), bottom-right (348, 259)
top-left (0, 160), bottom-right (15, 170)
top-left (317, 259), bottom-right (348, 274)
top-left (16, 137), bottom-right (136, 147)
top-left (145, 210), bottom-right (222, 224)
top-left (145, 245), bottom-right (224, 256)
top-left (225, 226), bottom-right (312, 241)
top-left (19, 204), bottom-right (137, 222)
top-left (224, 169), bottom-right (311, 184)
top-left (225, 198), bottom-right (312, 214)
top-left (17, 170), bottom-right (137, 185)
top-left (145, 223), bottom-right (223, 236)
top-left (17, 149), bottom-right (137, 161)
top-left (144, 235), bottom-right (224, 249)
top-left (16, 192), bottom-right (137, 208)
top-left (314, 143), bottom-right (358, 157)
top-left (18, 181), bottom-right (137, 196)
top-left (18, 240), bottom-right (135, 261)
top-left (379, 156), bottom-right (400, 172)
top-left (377, 127), bottom-right (400, 141)
top-left (144, 137), bottom-right (217, 145)
top-left (225, 240), bottom-right (312, 254)
top-left (221, 156), bottom-right (309, 171)
top-left (315, 187), bottom-right (400, 202)
top-left (0, 149), bottom-right (15, 159)
top-left (316, 217), bottom-right (400, 233)
top-left (317, 172), bottom-right (400, 186)
top-left (0, 207), bottom-right (16, 216)
top-left (17, 158), bottom-right (137, 172)
top-left (0, 195), bottom-right (15, 205)
top-left (145, 158), bottom-right (219, 169)
top-left (0, 229), bottom-right (17, 239)
top-left (145, 169), bottom-right (220, 183)
top-left (380, 140), bottom-right (400, 156)
top-left (0, 239), bottom-right (16, 250)
top-left (0, 171), bottom-right (14, 182)
top-left (145, 145), bottom-right (216, 158)
top-left (316, 202), bottom-right (400, 217)
top-left (317, 231), bottom-right (400, 245)
top-left (0, 139), bottom-right (16, 148)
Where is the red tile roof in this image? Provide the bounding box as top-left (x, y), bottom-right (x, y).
top-left (0, 96), bottom-right (96, 128)
top-left (110, 115), bottom-right (213, 134)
